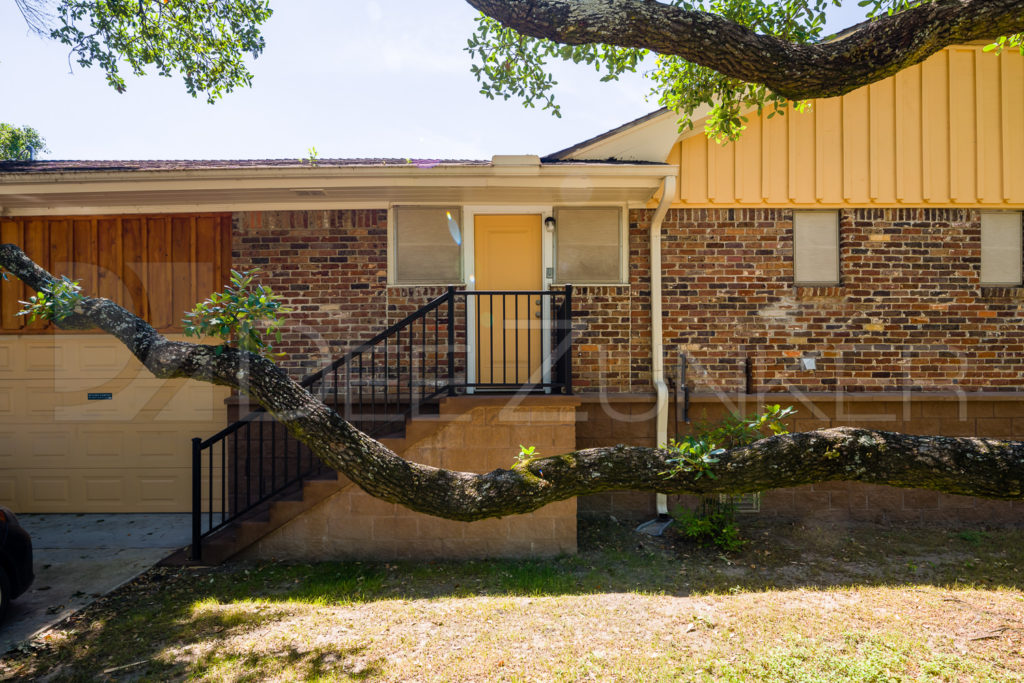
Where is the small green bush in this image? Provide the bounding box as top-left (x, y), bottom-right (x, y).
top-left (672, 497), bottom-right (744, 552)
top-left (665, 404), bottom-right (795, 552)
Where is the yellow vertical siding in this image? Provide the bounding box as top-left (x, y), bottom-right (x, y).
top-left (1003, 52), bottom-right (1024, 201)
top-left (673, 45), bottom-right (1024, 207)
top-left (894, 67), bottom-right (923, 203)
top-left (921, 51), bottom-right (950, 203)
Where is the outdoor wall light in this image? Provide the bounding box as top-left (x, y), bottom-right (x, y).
top-left (799, 356), bottom-right (817, 371)
top-left (544, 216), bottom-right (556, 232)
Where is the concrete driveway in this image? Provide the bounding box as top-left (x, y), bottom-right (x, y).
top-left (0, 513), bottom-right (191, 654)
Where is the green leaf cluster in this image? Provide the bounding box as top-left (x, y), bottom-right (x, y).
top-left (0, 123), bottom-right (48, 160)
top-left (17, 275), bottom-right (85, 323)
top-left (467, 17), bottom-right (646, 117)
top-left (516, 444), bottom-right (539, 463)
top-left (183, 268), bottom-right (289, 357)
top-left (466, 0), bottom-right (835, 141)
top-left (857, 0), bottom-right (1023, 54)
top-left (664, 404), bottom-right (795, 480)
top-left (672, 498), bottom-right (745, 551)
top-left (49, 0), bottom-right (272, 102)
top-left (466, 1), bottom-right (1021, 143)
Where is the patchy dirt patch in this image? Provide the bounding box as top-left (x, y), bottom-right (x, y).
top-left (2, 520), bottom-right (1023, 681)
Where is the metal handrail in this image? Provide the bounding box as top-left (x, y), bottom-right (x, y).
top-left (190, 285), bottom-right (573, 561)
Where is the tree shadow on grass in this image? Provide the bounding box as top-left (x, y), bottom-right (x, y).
top-left (2, 519), bottom-right (1022, 681)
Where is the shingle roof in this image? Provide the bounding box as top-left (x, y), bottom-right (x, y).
top-left (0, 158), bottom-right (491, 174)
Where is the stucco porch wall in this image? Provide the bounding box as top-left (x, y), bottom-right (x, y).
top-left (239, 401), bottom-right (578, 561)
top-left (576, 394), bottom-right (1024, 526)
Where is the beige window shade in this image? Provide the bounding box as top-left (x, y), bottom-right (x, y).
top-left (554, 207), bottom-right (623, 283)
top-left (393, 207), bottom-right (462, 284)
top-left (793, 211), bottom-right (840, 285)
top-left (980, 212), bottom-right (1023, 286)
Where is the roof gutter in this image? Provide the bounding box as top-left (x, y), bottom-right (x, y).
top-left (650, 175), bottom-right (676, 518)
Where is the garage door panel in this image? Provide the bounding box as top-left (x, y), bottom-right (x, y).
top-left (23, 430), bottom-right (75, 460)
top-left (1, 332), bottom-right (229, 512)
top-left (2, 468), bottom-right (194, 512)
top-left (25, 339), bottom-right (71, 375)
top-left (24, 335), bottom-right (144, 380)
top-left (4, 335), bottom-right (211, 381)
top-left (84, 476), bottom-right (123, 504)
top-left (0, 341), bottom-right (12, 373)
top-left (138, 475), bottom-right (185, 504)
top-left (151, 382), bottom-right (226, 422)
top-left (10, 378), bottom-right (224, 423)
top-left (79, 428), bottom-right (126, 463)
top-left (30, 476), bottom-right (71, 505)
top-left (0, 386), bottom-right (11, 416)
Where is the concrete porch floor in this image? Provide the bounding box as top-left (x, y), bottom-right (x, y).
top-left (0, 513), bottom-right (191, 654)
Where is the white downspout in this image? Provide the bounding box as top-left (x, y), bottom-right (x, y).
top-left (651, 175), bottom-right (676, 517)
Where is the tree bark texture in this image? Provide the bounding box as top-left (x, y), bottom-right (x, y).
top-left (464, 0), bottom-right (1024, 100)
top-left (2, 243), bottom-right (1022, 521)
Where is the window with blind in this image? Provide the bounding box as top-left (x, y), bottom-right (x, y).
top-left (980, 211), bottom-right (1023, 286)
top-left (553, 207), bottom-right (624, 284)
top-left (793, 211), bottom-right (840, 286)
top-left (391, 207), bottom-right (463, 284)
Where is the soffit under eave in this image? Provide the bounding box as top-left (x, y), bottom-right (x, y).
top-left (0, 179), bottom-right (670, 216)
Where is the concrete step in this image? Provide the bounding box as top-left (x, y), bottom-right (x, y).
top-left (176, 399), bottom-right (488, 565)
top-left (173, 471), bottom-right (352, 565)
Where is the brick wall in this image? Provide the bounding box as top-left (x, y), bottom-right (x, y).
top-left (233, 210), bottom-right (442, 375)
top-left (233, 208), bottom-right (1020, 393)
top-left (654, 207), bottom-right (1024, 393)
top-left (569, 213), bottom-right (652, 392)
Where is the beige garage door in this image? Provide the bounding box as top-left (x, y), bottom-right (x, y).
top-left (0, 334), bottom-right (229, 513)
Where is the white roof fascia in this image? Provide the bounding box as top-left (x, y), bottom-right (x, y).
top-left (552, 105), bottom-right (712, 162)
top-left (0, 163), bottom-right (672, 216)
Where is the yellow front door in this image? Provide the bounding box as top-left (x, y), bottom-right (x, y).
top-left (473, 215), bottom-right (543, 386)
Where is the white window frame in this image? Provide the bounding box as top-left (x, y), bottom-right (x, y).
top-left (387, 205), bottom-right (466, 286)
top-left (552, 204), bottom-right (630, 286)
top-left (980, 211), bottom-right (1023, 287)
top-left (793, 210), bottom-right (841, 286)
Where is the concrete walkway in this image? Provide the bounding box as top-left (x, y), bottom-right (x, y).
top-left (0, 513), bottom-right (191, 654)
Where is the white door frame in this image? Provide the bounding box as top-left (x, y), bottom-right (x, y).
top-left (462, 206), bottom-right (554, 390)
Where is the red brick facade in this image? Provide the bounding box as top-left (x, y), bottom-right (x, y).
top-left (654, 207), bottom-right (1022, 394)
top-left (233, 210), bottom-right (443, 375)
top-left (233, 207), bottom-right (1024, 526)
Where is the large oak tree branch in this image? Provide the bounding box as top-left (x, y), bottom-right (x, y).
top-left (465, 0), bottom-right (1024, 100)
top-left (2, 243), bottom-right (1022, 521)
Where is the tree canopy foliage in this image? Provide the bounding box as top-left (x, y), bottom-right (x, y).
top-left (464, 0), bottom-right (1024, 141)
top-left (11, 1), bottom-right (1024, 140)
top-left (13, 0), bottom-right (272, 102)
top-left (0, 123), bottom-right (47, 160)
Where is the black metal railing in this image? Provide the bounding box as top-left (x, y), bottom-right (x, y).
top-left (459, 288), bottom-right (573, 393)
top-left (190, 285), bottom-right (573, 560)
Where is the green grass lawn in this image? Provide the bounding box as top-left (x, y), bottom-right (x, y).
top-left (2, 519), bottom-right (1023, 682)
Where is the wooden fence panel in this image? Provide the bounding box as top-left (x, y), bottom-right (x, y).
top-left (0, 213), bottom-right (231, 334)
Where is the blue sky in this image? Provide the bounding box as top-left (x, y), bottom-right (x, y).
top-left (0, 1), bottom-right (866, 161)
